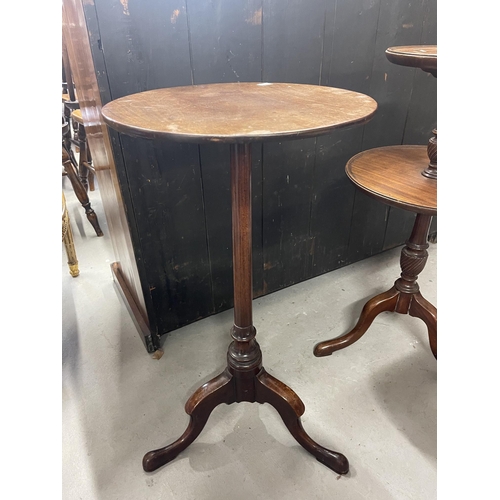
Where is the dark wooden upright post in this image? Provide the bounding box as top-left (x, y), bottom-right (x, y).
top-left (228, 144), bottom-right (262, 378)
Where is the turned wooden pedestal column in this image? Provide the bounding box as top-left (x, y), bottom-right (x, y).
top-left (101, 82), bottom-right (377, 476)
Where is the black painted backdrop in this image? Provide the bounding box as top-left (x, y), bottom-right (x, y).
top-left (83, 0), bottom-right (437, 343)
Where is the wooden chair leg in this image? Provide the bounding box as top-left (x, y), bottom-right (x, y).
top-left (62, 194), bottom-right (79, 277)
top-left (62, 152), bottom-right (103, 237)
top-left (77, 123), bottom-right (89, 191)
top-left (86, 145), bottom-right (95, 191)
top-left (62, 120), bottom-right (72, 154)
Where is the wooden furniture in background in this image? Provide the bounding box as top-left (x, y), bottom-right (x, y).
top-left (314, 45), bottom-right (437, 359)
top-left (63, 0), bottom-right (149, 354)
top-left (62, 25), bottom-right (103, 236)
top-left (62, 120), bottom-right (103, 237)
top-left (62, 37), bottom-right (80, 141)
top-left (387, 45), bottom-right (437, 180)
top-left (71, 109), bottom-right (95, 192)
top-left (62, 192), bottom-right (79, 277)
top-left (102, 82), bottom-right (377, 475)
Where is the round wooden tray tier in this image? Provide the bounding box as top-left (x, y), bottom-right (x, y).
top-left (345, 145), bottom-right (436, 215)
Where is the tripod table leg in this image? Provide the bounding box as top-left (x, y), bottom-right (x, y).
top-left (313, 287), bottom-right (399, 357)
top-left (143, 370), bottom-right (235, 472)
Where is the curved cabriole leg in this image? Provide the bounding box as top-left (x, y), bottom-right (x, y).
top-left (255, 368), bottom-right (349, 474)
top-left (142, 370), bottom-right (235, 472)
top-left (313, 287), bottom-right (399, 357)
top-left (409, 292), bottom-right (437, 358)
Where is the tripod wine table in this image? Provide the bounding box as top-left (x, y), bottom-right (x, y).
top-left (314, 46), bottom-right (437, 359)
top-left (101, 82), bottom-right (377, 475)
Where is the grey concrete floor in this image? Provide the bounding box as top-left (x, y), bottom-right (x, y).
top-left (62, 177), bottom-right (437, 500)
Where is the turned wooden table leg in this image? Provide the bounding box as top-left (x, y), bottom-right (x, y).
top-left (314, 213), bottom-right (437, 359)
top-left (143, 143), bottom-right (349, 475)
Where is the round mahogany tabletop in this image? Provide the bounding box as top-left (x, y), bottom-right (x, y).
top-left (385, 45), bottom-right (437, 76)
top-left (346, 145), bottom-right (436, 215)
top-left (101, 82), bottom-right (377, 143)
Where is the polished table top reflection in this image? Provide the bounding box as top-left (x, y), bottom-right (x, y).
top-left (101, 82), bottom-right (377, 476)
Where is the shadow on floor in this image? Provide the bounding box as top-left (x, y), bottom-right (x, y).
top-left (370, 350), bottom-right (437, 460)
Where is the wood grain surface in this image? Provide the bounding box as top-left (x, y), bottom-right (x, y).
top-left (346, 145), bottom-right (436, 215)
top-left (101, 83), bottom-right (377, 143)
top-left (386, 45), bottom-right (437, 73)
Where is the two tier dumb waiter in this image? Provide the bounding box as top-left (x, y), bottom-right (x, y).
top-left (314, 46), bottom-right (438, 359)
top-left (101, 82), bottom-right (377, 475)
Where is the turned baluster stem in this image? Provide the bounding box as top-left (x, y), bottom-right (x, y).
top-left (394, 214), bottom-right (432, 313)
top-left (423, 129), bottom-right (437, 179)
